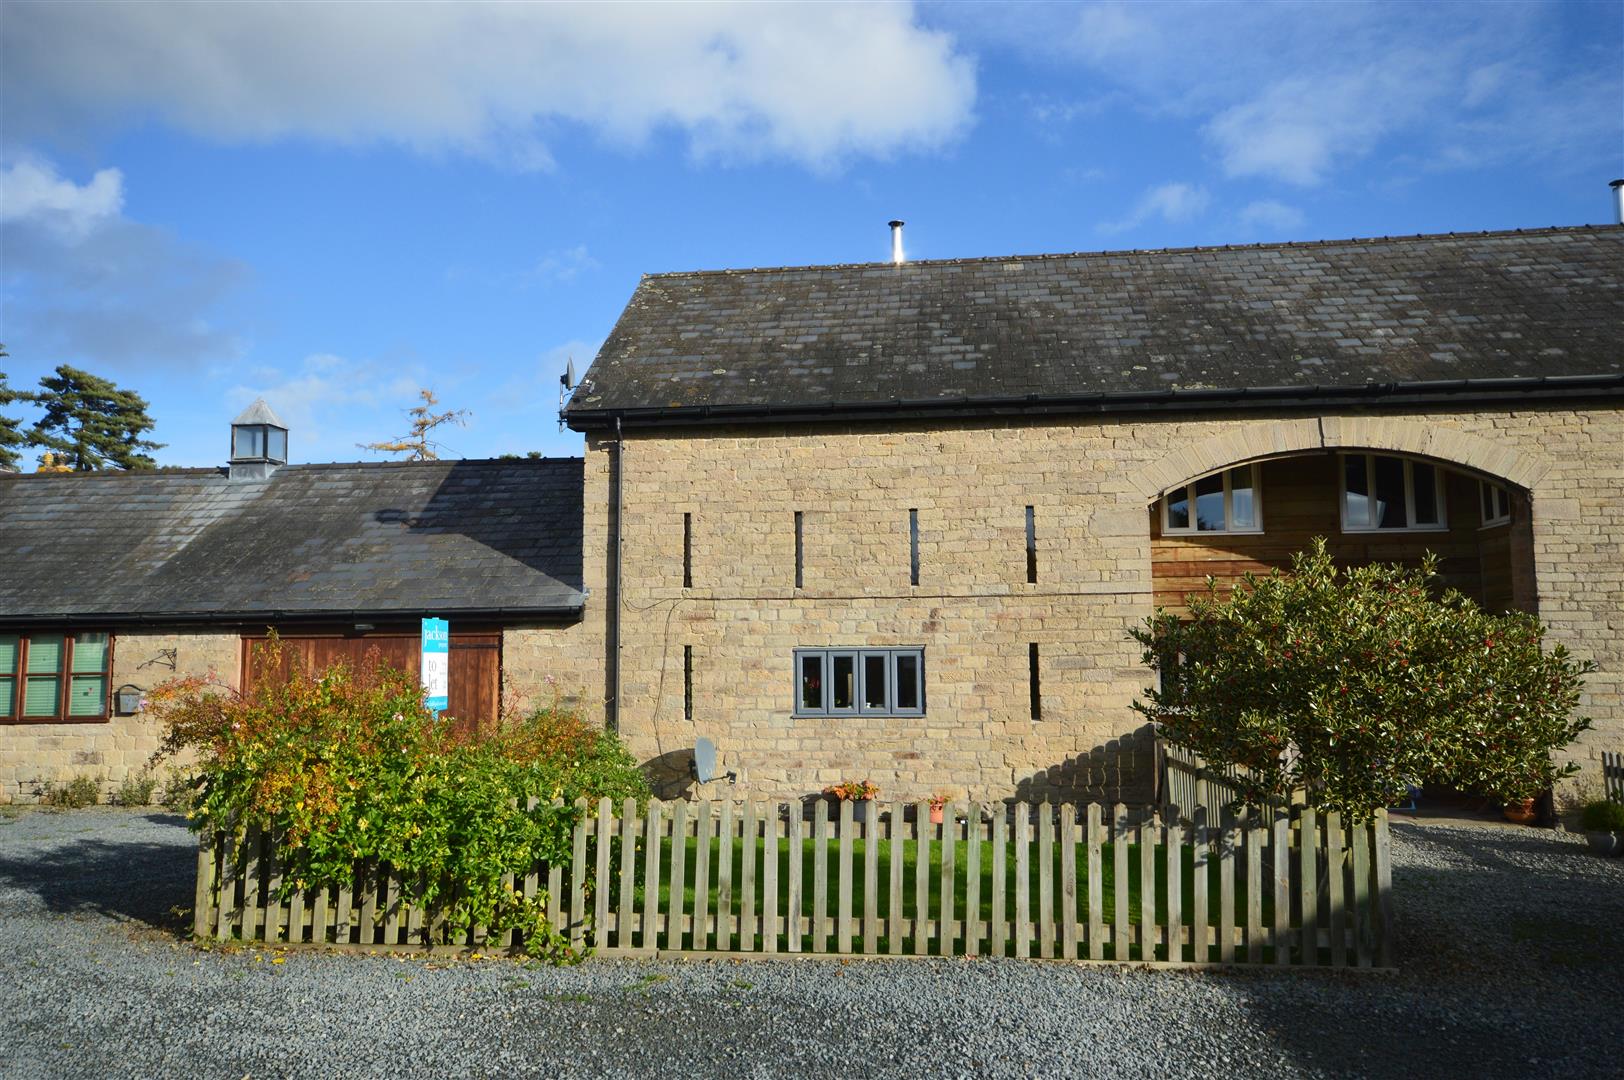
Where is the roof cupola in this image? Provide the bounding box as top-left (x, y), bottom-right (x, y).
top-left (228, 398), bottom-right (288, 480)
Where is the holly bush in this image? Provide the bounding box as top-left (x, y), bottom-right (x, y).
top-left (1132, 539), bottom-right (1593, 821)
top-left (150, 636), bottom-right (648, 959)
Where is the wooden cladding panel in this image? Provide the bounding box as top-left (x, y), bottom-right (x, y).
top-left (241, 631), bottom-right (501, 733)
top-left (1151, 454), bottom-right (1523, 614)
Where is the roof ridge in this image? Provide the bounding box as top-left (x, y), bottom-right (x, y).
top-left (639, 223), bottom-right (1619, 280)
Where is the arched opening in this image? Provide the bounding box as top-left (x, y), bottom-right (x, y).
top-left (1147, 449), bottom-right (1537, 617)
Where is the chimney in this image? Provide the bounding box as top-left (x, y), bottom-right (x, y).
top-left (889, 219), bottom-right (905, 264)
top-left (228, 398), bottom-right (288, 481)
top-left (1611, 179), bottom-right (1623, 226)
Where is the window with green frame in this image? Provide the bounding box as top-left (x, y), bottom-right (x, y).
top-left (0, 631), bottom-right (111, 723)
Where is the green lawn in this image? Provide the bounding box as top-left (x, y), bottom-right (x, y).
top-left (595, 834), bottom-right (1278, 960)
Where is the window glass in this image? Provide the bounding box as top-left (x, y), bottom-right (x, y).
top-left (1411, 464), bottom-right (1438, 525)
top-left (1229, 467), bottom-right (1255, 527)
top-left (799, 654), bottom-right (823, 712)
top-left (24, 676), bottom-right (60, 717)
top-left (1481, 481), bottom-right (1495, 523)
top-left (831, 654), bottom-right (855, 710)
top-left (0, 634), bottom-right (13, 718)
top-left (267, 427), bottom-right (288, 461)
top-left (1373, 456), bottom-right (1407, 528)
top-left (68, 676), bottom-right (106, 718)
top-left (233, 425), bottom-right (266, 459)
top-left (894, 653), bottom-right (920, 711)
top-left (1165, 486), bottom-right (1190, 530)
top-left (27, 634), bottom-right (63, 673)
top-left (862, 653), bottom-right (889, 710)
top-left (1194, 474), bottom-right (1225, 531)
top-left (72, 632), bottom-right (108, 672)
top-left (1344, 456), bottom-right (1370, 527)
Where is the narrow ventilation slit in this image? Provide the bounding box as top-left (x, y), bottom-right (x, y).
top-left (794, 510), bottom-right (804, 589)
top-left (909, 508), bottom-right (920, 587)
top-left (1025, 505), bottom-right (1037, 584)
top-left (682, 512), bottom-right (692, 588)
top-left (683, 645), bottom-right (693, 721)
top-left (1028, 643), bottom-right (1041, 721)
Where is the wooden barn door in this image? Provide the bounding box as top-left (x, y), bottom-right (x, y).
top-left (241, 630), bottom-right (501, 734)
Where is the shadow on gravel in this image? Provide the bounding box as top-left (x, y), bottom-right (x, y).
top-left (1225, 824), bottom-right (1623, 1079)
top-left (0, 817), bottom-right (196, 935)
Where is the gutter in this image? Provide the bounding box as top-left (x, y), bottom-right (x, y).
top-left (562, 373), bottom-right (1624, 431)
top-left (0, 601), bottom-right (587, 630)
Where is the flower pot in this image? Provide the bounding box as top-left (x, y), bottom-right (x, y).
top-left (851, 800), bottom-right (870, 824)
top-left (1584, 830), bottom-right (1623, 857)
top-left (929, 805), bottom-right (944, 825)
top-left (1502, 798), bottom-right (1539, 825)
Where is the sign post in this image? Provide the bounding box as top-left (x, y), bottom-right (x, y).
top-left (421, 617), bottom-right (449, 715)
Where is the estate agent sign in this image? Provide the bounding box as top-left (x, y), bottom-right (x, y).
top-left (421, 617), bottom-right (449, 713)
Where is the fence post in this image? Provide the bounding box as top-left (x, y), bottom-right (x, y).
top-left (1373, 809), bottom-right (1394, 968)
top-left (242, 826), bottom-right (263, 944)
top-left (1189, 808), bottom-right (1208, 963)
top-left (1352, 812), bottom-right (1373, 968)
top-left (1037, 802), bottom-right (1054, 959)
top-left (812, 799), bottom-right (829, 954)
top-left (717, 799), bottom-right (735, 952)
top-left (668, 800), bottom-right (689, 951)
top-left (1060, 803), bottom-right (1078, 960)
top-left (1244, 820), bottom-right (1262, 964)
top-left (786, 801), bottom-right (802, 953)
top-left (692, 801), bottom-right (712, 953)
top-left (763, 802), bottom-right (780, 954)
top-left (1219, 822), bottom-right (1237, 964)
top-left (1271, 812), bottom-right (1291, 966)
top-left (1165, 817), bottom-right (1182, 963)
top-left (1299, 807), bottom-right (1318, 965)
top-left (1111, 803), bottom-right (1130, 962)
top-left (1139, 813), bottom-right (1158, 962)
top-left (914, 800), bottom-right (932, 956)
top-left (837, 798), bottom-right (854, 954)
top-left (1325, 810), bottom-right (1345, 968)
top-left (862, 802), bottom-right (879, 955)
top-left (741, 800), bottom-right (758, 954)
top-left (990, 803), bottom-right (1008, 958)
top-left (1086, 803), bottom-right (1103, 961)
top-left (568, 798), bottom-right (588, 951)
top-left (643, 800), bottom-right (663, 952)
top-left (939, 801), bottom-right (956, 957)
top-left (887, 800), bottom-right (904, 955)
top-left (964, 806), bottom-right (982, 958)
top-left (193, 831), bottom-right (216, 941)
top-left (1013, 801), bottom-right (1031, 959)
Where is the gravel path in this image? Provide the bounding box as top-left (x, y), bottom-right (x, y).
top-left (1, 807), bottom-right (1619, 1079)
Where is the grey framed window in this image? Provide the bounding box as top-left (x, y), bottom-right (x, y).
top-left (794, 647), bottom-right (923, 717)
top-left (1479, 480), bottom-right (1511, 528)
top-left (1340, 454), bottom-right (1446, 532)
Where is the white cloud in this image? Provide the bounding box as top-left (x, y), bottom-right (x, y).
top-left (0, 155), bottom-right (247, 369)
top-left (0, 157), bottom-right (124, 237)
top-left (2, 2), bottom-right (976, 171)
top-left (227, 353), bottom-right (426, 459)
top-left (1237, 199), bottom-right (1307, 234)
top-left (1100, 182), bottom-right (1210, 234)
top-left (941, 1), bottom-right (1618, 187)
top-left (521, 246), bottom-right (600, 288)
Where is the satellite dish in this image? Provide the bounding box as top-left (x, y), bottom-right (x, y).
top-left (693, 736), bottom-right (719, 783)
top-left (561, 357), bottom-right (576, 390)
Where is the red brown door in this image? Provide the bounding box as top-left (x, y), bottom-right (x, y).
top-left (241, 631), bottom-right (501, 734)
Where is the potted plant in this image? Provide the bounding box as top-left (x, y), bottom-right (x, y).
top-left (928, 790), bottom-right (954, 826)
top-left (824, 779), bottom-right (880, 822)
top-left (1579, 800), bottom-right (1624, 856)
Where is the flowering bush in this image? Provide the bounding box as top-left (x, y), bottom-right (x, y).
top-left (1132, 539), bottom-right (1593, 820)
top-left (824, 778), bottom-right (880, 801)
top-left (150, 635), bottom-right (648, 960)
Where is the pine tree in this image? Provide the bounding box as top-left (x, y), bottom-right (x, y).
top-left (28, 364), bottom-right (164, 471)
top-left (0, 345), bottom-right (34, 471)
top-left (361, 388), bottom-right (469, 461)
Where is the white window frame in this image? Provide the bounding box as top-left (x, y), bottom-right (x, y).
top-left (1160, 463), bottom-right (1263, 535)
top-left (1339, 453), bottom-right (1448, 533)
top-left (794, 647), bottom-right (924, 718)
top-left (1478, 480), bottom-right (1512, 528)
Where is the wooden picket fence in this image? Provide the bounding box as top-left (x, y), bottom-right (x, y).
top-left (194, 798), bottom-right (1394, 968)
top-left (1604, 751), bottom-right (1624, 804)
top-left (1158, 741), bottom-right (1283, 818)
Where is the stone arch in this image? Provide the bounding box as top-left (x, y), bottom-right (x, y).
top-left (1128, 415), bottom-right (1552, 501)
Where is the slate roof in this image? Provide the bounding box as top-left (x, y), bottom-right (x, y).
top-left (565, 225), bottom-right (1624, 427)
top-left (0, 459), bottom-right (585, 623)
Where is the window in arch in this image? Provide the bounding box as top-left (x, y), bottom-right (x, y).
top-left (1160, 464), bottom-right (1261, 535)
top-left (1479, 480), bottom-right (1512, 528)
top-left (1341, 454), bottom-right (1446, 532)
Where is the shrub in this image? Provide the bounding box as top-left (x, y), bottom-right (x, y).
top-left (1580, 800), bottom-right (1624, 832)
top-left (41, 775), bottom-right (100, 809)
top-left (115, 772), bottom-right (159, 807)
top-left (158, 769), bottom-right (199, 814)
top-left (149, 636), bottom-right (649, 959)
top-left (1132, 539), bottom-right (1593, 821)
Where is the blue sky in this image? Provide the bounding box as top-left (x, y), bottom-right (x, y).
top-left (2, 1), bottom-right (1620, 467)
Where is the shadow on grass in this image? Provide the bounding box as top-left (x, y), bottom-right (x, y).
top-left (0, 812), bottom-right (197, 936)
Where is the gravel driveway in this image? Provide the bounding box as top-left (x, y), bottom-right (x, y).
top-left (1, 807), bottom-right (1619, 1079)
